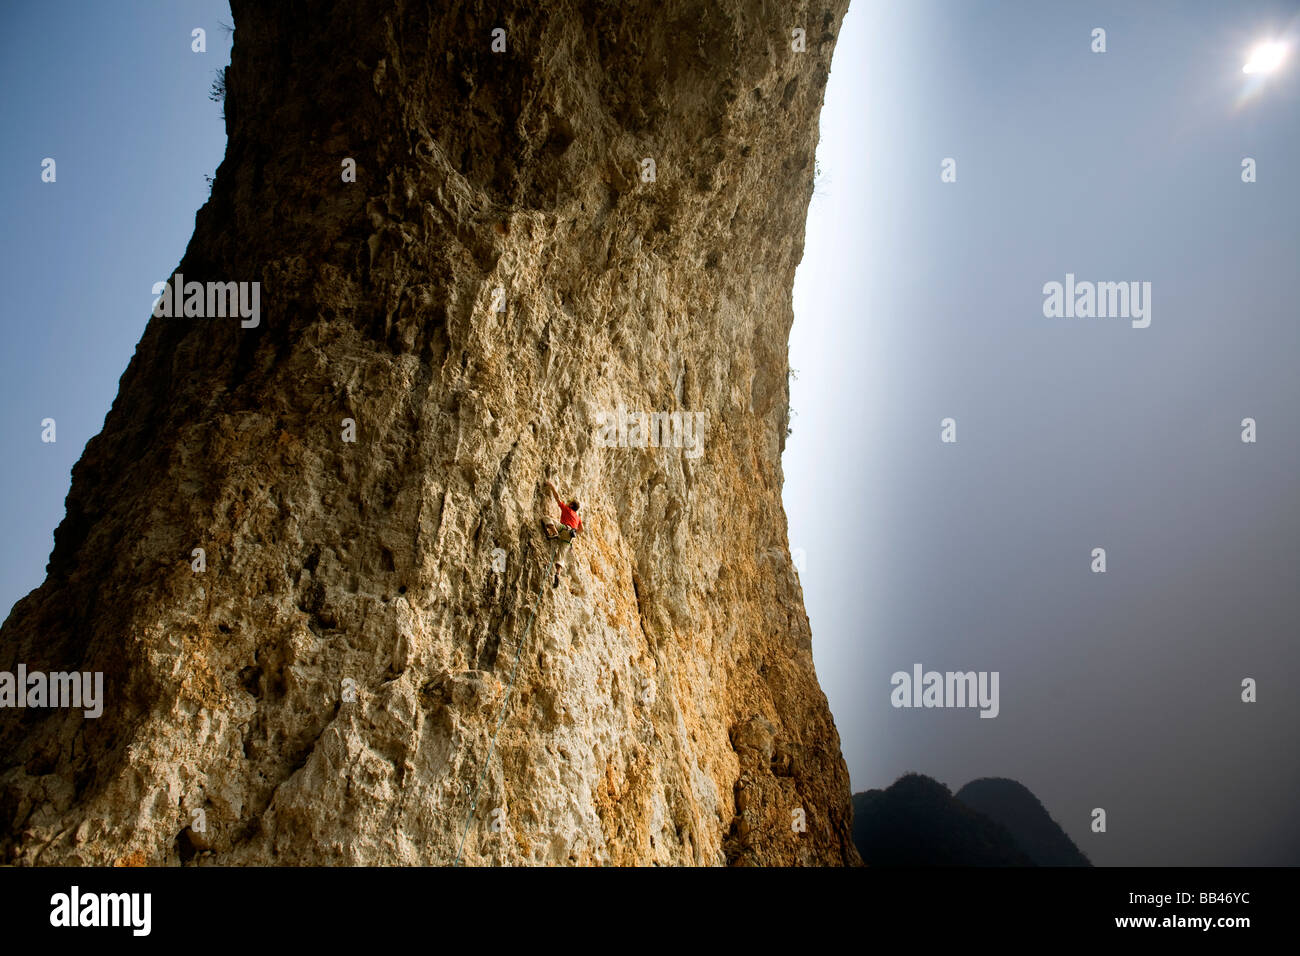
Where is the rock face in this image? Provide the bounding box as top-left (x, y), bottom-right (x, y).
top-left (0, 0), bottom-right (856, 865)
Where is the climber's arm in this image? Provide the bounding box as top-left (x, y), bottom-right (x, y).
top-left (544, 479), bottom-right (564, 508)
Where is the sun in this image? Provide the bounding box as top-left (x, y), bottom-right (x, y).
top-left (1242, 40), bottom-right (1287, 74)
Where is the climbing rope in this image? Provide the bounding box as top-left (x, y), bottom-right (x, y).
top-left (452, 538), bottom-right (561, 866)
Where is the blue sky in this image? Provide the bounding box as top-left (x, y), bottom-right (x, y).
top-left (0, 1), bottom-right (232, 611)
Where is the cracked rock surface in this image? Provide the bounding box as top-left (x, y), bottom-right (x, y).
top-left (0, 0), bottom-right (858, 866)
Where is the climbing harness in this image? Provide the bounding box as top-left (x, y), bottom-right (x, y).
top-left (452, 538), bottom-right (560, 866)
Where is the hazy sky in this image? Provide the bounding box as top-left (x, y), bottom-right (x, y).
top-left (788, 0), bottom-right (1300, 865)
top-left (2, 2), bottom-right (1296, 867)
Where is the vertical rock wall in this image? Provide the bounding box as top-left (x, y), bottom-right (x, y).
top-left (0, 0), bottom-right (858, 866)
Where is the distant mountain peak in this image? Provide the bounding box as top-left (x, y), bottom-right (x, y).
top-left (851, 773), bottom-right (1032, 866)
top-left (850, 773), bottom-right (1091, 867)
top-left (955, 778), bottom-right (1090, 867)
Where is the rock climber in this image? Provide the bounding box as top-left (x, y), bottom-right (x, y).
top-left (542, 478), bottom-right (582, 588)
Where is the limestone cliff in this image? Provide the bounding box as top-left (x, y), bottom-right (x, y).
top-left (0, 0), bottom-right (857, 866)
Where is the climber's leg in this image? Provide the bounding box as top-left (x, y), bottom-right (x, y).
top-left (552, 536), bottom-right (571, 587)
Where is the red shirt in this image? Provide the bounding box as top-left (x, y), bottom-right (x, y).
top-left (558, 501), bottom-right (582, 533)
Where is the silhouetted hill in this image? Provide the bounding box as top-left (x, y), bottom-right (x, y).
top-left (851, 773), bottom-right (1033, 866)
top-left (955, 778), bottom-right (1091, 866)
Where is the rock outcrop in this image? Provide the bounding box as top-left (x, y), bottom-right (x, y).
top-left (0, 0), bottom-right (856, 865)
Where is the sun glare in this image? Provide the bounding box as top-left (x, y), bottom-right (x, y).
top-left (1243, 40), bottom-right (1287, 74)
